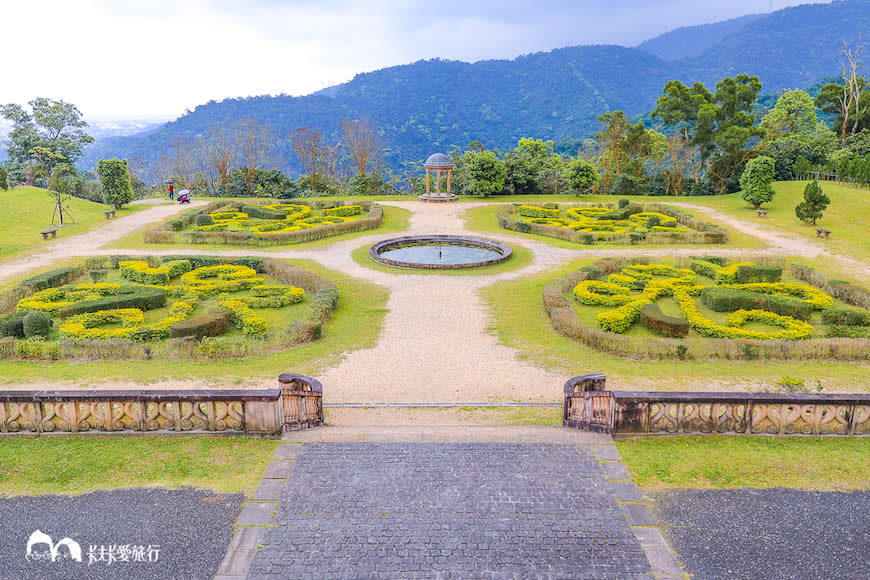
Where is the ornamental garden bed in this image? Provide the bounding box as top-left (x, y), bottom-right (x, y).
top-left (543, 256), bottom-right (870, 361)
top-left (498, 202), bottom-right (727, 245)
top-left (145, 200), bottom-right (383, 246)
top-left (0, 255), bottom-right (339, 361)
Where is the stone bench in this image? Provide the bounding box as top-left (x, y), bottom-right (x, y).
top-left (40, 229), bottom-right (57, 240)
top-left (104, 209), bottom-right (116, 219)
top-left (816, 228), bottom-right (831, 239)
top-left (756, 209), bottom-right (768, 218)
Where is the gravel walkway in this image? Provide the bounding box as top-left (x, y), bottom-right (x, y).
top-left (0, 487), bottom-right (243, 580)
top-left (650, 488), bottom-right (870, 580)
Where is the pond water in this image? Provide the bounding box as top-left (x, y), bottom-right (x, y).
top-left (378, 243), bottom-right (502, 266)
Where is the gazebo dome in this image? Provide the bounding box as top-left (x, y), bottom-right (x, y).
top-left (424, 153), bottom-right (453, 168)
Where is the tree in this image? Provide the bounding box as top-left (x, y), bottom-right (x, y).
top-left (761, 90), bottom-right (837, 180)
top-left (0, 98), bottom-right (93, 175)
top-left (340, 117), bottom-right (382, 178)
top-left (291, 126), bottom-right (330, 191)
top-left (739, 155), bottom-right (775, 209)
top-left (96, 159), bottom-right (133, 209)
top-left (204, 125), bottom-right (240, 195)
top-left (652, 80), bottom-right (713, 185)
top-left (815, 42), bottom-right (869, 146)
top-left (463, 150), bottom-right (505, 197)
top-left (795, 180), bottom-right (829, 225)
top-left (0, 167), bottom-right (7, 190)
top-left (562, 157), bottom-right (599, 193)
top-left (238, 119), bottom-right (274, 196)
top-left (595, 111), bottom-right (664, 194)
top-left (503, 137), bottom-right (553, 194)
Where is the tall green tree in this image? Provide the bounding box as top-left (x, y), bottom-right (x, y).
top-left (463, 150), bottom-right (505, 197)
top-left (761, 90), bottom-right (837, 180)
top-left (795, 180), bottom-right (829, 225)
top-left (503, 137), bottom-right (554, 194)
top-left (96, 158), bottom-right (133, 209)
top-left (562, 157), bottom-right (599, 193)
top-left (651, 80), bottom-right (713, 186)
top-left (595, 111), bottom-right (664, 194)
top-left (0, 99), bottom-right (93, 176)
top-left (739, 155), bottom-right (775, 209)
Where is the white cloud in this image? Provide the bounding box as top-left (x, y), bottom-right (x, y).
top-left (0, 0), bottom-right (832, 119)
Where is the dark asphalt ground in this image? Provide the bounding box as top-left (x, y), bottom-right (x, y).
top-left (0, 487), bottom-right (243, 580)
top-left (651, 488), bottom-right (870, 580)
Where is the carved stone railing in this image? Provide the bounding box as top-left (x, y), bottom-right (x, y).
top-left (278, 373), bottom-right (323, 431)
top-left (563, 373), bottom-right (614, 433)
top-left (564, 373), bottom-right (870, 437)
top-left (0, 373), bottom-right (326, 436)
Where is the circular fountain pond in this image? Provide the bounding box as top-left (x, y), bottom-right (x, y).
top-left (370, 235), bottom-right (512, 270)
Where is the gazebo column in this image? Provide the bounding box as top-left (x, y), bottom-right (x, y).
top-left (436, 170), bottom-right (442, 194)
top-left (425, 168), bottom-right (431, 193)
top-left (446, 169), bottom-right (451, 194)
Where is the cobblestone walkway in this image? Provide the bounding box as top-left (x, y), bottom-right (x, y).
top-left (244, 442), bottom-right (658, 579)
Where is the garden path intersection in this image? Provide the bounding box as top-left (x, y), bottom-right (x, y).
top-left (3, 198), bottom-right (869, 578)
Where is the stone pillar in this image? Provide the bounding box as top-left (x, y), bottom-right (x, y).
top-left (436, 170), bottom-right (441, 194)
top-left (446, 168), bottom-right (452, 194)
top-left (425, 168), bottom-right (431, 193)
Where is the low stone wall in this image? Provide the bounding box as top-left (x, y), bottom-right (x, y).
top-left (0, 373), bottom-right (324, 436)
top-left (564, 373), bottom-right (870, 437)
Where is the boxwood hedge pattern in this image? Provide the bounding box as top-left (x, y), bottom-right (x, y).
top-left (144, 200), bottom-right (382, 246)
top-left (498, 202), bottom-right (728, 245)
top-left (543, 256), bottom-right (870, 360)
top-left (0, 256), bottom-right (339, 360)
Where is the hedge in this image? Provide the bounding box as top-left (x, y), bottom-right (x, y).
top-left (241, 204), bottom-right (288, 220)
top-left (700, 287), bottom-right (814, 320)
top-left (169, 309), bottom-right (230, 340)
top-left (119, 260), bottom-right (171, 285)
top-left (517, 205), bottom-right (560, 219)
top-left (57, 285), bottom-right (168, 318)
top-left (822, 308), bottom-right (870, 327)
top-left (324, 205), bottom-right (362, 217)
top-left (735, 265), bottom-right (782, 284)
top-left (639, 303), bottom-right (689, 337)
top-left (789, 263), bottom-right (870, 311)
top-left (824, 325), bottom-right (870, 338)
top-left (19, 267), bottom-right (83, 291)
top-left (0, 312), bottom-right (27, 338)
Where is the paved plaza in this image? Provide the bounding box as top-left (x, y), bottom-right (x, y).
top-left (243, 441), bottom-right (658, 580)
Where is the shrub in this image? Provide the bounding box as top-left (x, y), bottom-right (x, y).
top-left (824, 325), bottom-right (870, 338)
top-left (822, 308), bottom-right (870, 327)
top-left (88, 269), bottom-right (109, 282)
top-left (690, 259), bottom-right (721, 279)
top-left (0, 312), bottom-right (27, 338)
top-left (119, 260), bottom-right (170, 285)
top-left (646, 215), bottom-right (662, 228)
top-left (166, 219), bottom-right (184, 231)
top-left (639, 303), bottom-right (689, 337)
top-left (735, 265), bottom-right (782, 284)
top-left (700, 287), bottom-right (814, 320)
top-left (195, 214), bottom-right (214, 226)
top-left (22, 311), bottom-right (52, 338)
top-left (241, 204), bottom-right (287, 220)
top-left (169, 310), bottom-right (230, 340)
top-left (19, 267), bottom-right (82, 291)
top-left (58, 285), bottom-right (167, 318)
top-left (161, 255), bottom-right (265, 273)
top-left (517, 205), bottom-right (559, 219)
top-left (618, 198), bottom-right (630, 209)
top-left (324, 205), bottom-right (362, 217)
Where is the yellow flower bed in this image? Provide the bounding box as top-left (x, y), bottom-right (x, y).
top-left (17, 283), bottom-right (122, 315)
top-left (218, 298), bottom-right (267, 336)
top-left (195, 204), bottom-right (358, 234)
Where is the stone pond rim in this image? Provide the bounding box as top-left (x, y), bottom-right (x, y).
top-left (369, 235), bottom-right (512, 270)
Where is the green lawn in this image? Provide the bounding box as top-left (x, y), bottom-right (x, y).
top-left (104, 202), bottom-right (412, 251)
top-left (481, 257), bottom-right (870, 392)
top-left (617, 436), bottom-right (870, 491)
top-left (0, 436), bottom-right (277, 496)
top-left (681, 181), bottom-right (870, 263)
top-left (461, 203), bottom-right (765, 250)
top-left (0, 187), bottom-right (145, 263)
top-left (0, 259), bottom-right (390, 384)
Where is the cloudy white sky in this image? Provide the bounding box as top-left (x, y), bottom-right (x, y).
top-left (3, 0), bottom-right (831, 120)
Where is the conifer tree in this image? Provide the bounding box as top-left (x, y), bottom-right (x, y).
top-left (795, 180), bottom-right (830, 225)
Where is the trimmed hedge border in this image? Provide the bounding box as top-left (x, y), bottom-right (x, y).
top-left (144, 200), bottom-right (383, 246)
top-left (499, 202), bottom-right (728, 245)
top-left (0, 255), bottom-right (339, 361)
top-left (543, 256), bottom-right (870, 361)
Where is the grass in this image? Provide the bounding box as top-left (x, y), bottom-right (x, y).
top-left (0, 436), bottom-right (278, 496)
top-left (0, 258), bottom-right (390, 384)
top-left (461, 203), bottom-right (765, 250)
top-left (481, 257), bottom-right (870, 392)
top-left (680, 181), bottom-right (870, 263)
top-left (350, 240), bottom-right (534, 276)
top-left (104, 203), bottom-right (412, 251)
top-left (0, 187), bottom-right (145, 263)
top-left (617, 436), bottom-right (870, 491)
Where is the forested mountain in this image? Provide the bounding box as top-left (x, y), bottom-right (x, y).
top-left (80, 0), bottom-right (870, 178)
top-left (635, 13), bottom-right (765, 61)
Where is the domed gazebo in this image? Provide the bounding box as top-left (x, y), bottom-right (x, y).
top-left (420, 152), bottom-right (457, 202)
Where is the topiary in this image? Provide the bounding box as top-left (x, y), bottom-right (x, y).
top-left (646, 215), bottom-right (662, 228)
top-left (0, 312), bottom-right (27, 338)
top-left (22, 311), bottom-right (52, 338)
top-left (195, 214), bottom-right (215, 226)
top-left (618, 198), bottom-right (630, 209)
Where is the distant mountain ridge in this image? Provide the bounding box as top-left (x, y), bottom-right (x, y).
top-left (80, 0), bottom-right (868, 176)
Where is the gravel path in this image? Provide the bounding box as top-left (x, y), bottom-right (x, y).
top-left (650, 488), bottom-right (870, 580)
top-left (0, 487), bottom-right (243, 580)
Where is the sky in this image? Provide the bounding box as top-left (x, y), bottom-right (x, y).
top-left (2, 0), bottom-right (832, 121)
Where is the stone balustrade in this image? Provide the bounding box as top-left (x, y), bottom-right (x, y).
top-left (564, 373), bottom-right (870, 437)
top-left (0, 373), bottom-right (324, 436)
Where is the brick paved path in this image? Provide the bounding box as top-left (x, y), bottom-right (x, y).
top-left (248, 443), bottom-right (653, 579)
